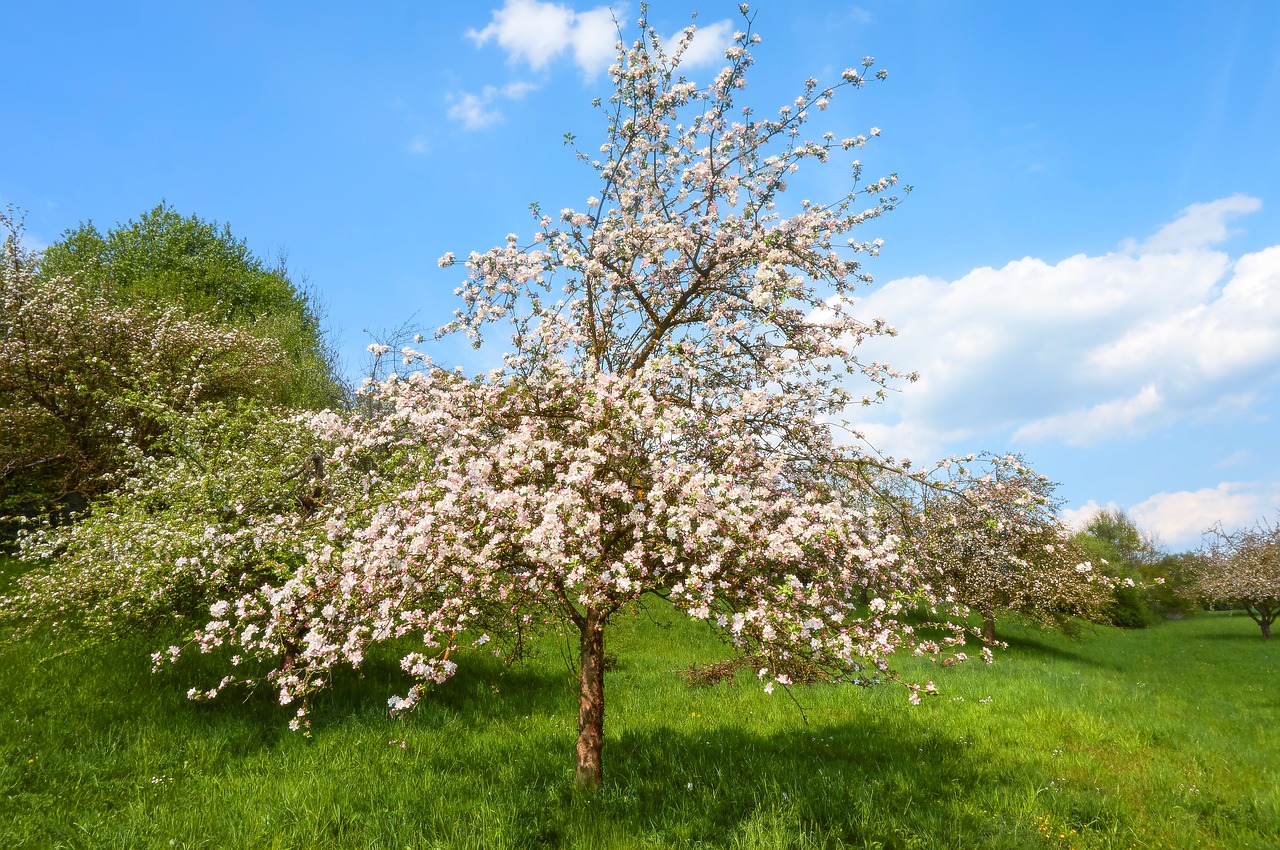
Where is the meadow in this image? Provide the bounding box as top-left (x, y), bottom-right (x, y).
top-left (1, 555), bottom-right (1277, 849)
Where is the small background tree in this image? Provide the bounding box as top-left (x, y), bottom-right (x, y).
top-left (907, 455), bottom-right (1110, 644)
top-left (1197, 519), bottom-right (1280, 638)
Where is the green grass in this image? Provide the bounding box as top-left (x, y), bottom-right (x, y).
top-left (2, 554), bottom-right (1277, 849)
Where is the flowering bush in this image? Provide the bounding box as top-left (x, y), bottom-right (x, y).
top-left (0, 211), bottom-right (309, 527)
top-left (39, 203), bottom-right (344, 410)
top-left (1197, 520), bottom-right (1280, 638)
top-left (1, 405), bottom-right (338, 644)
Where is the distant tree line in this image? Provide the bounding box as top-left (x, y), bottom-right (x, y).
top-left (1071, 508), bottom-right (1201, 628)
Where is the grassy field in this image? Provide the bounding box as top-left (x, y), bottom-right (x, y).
top-left (2, 555), bottom-right (1277, 849)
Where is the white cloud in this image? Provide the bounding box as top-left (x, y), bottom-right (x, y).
top-left (468, 0), bottom-right (579, 71)
top-left (1128, 482), bottom-right (1280, 548)
top-left (467, 1), bottom-right (734, 78)
top-left (838, 195), bottom-right (1280, 461)
top-left (407, 135), bottom-right (430, 155)
top-left (664, 20), bottom-right (735, 69)
top-left (1060, 499), bottom-right (1120, 533)
top-left (455, 3), bottom-right (736, 130)
top-left (1012, 384), bottom-right (1164, 447)
top-left (468, 0), bottom-right (619, 76)
top-left (446, 80), bottom-right (538, 130)
top-left (1124, 194), bottom-right (1262, 254)
top-left (570, 7), bottom-right (619, 75)
top-left (499, 80), bottom-right (538, 99)
top-left (848, 419), bottom-right (971, 468)
top-left (1063, 483), bottom-right (1280, 550)
top-left (447, 89), bottom-right (503, 130)
top-left (1083, 244), bottom-right (1280, 381)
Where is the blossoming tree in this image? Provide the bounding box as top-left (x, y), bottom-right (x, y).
top-left (3, 8), bottom-right (1055, 791)
top-left (1198, 519), bottom-right (1280, 639)
top-left (904, 455), bottom-right (1110, 644)
top-left (253, 11), bottom-right (958, 788)
top-left (240, 10), bottom-right (968, 787)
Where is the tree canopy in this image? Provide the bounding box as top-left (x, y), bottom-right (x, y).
top-left (906, 456), bottom-right (1109, 644)
top-left (40, 203), bottom-right (343, 409)
top-left (1072, 508), bottom-right (1200, 625)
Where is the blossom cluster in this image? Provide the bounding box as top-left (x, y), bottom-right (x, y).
top-left (172, 359), bottom-right (966, 720)
top-left (440, 10), bottom-right (911, 443)
top-left (1, 405), bottom-right (340, 645)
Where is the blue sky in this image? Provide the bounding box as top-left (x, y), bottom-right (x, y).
top-left (5, 1), bottom-right (1280, 549)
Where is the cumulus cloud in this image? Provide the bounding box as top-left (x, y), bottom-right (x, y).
top-left (850, 419), bottom-right (972, 468)
top-left (454, 2), bottom-right (736, 129)
top-left (1062, 483), bottom-right (1280, 550)
top-left (838, 195), bottom-right (1279, 461)
top-left (467, 0), bottom-right (734, 77)
top-left (469, 0), bottom-right (571, 70)
top-left (467, 0), bottom-right (618, 76)
top-left (569, 7), bottom-right (620, 74)
top-left (1013, 384), bottom-right (1164, 446)
top-left (666, 20), bottom-right (735, 68)
top-left (1124, 194), bottom-right (1262, 254)
top-left (1126, 483), bottom-right (1276, 547)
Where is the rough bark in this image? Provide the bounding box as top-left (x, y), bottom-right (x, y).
top-left (981, 614), bottom-right (996, 645)
top-left (1247, 604), bottom-right (1275, 639)
top-left (574, 612), bottom-right (606, 790)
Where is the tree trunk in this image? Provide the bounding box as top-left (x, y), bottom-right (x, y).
top-left (575, 611), bottom-right (606, 790)
top-left (1248, 604), bottom-right (1274, 639)
top-left (981, 614), bottom-right (996, 645)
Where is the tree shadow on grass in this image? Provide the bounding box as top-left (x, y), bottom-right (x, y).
top-left (317, 646), bottom-right (574, 726)
top-left (140, 647), bottom-right (1073, 848)
top-left (0, 628), bottom-right (576, 772)
top-left (1194, 631), bottom-right (1270, 642)
top-left (161, 639), bottom-right (577, 745)
top-left (989, 631), bottom-right (1120, 670)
